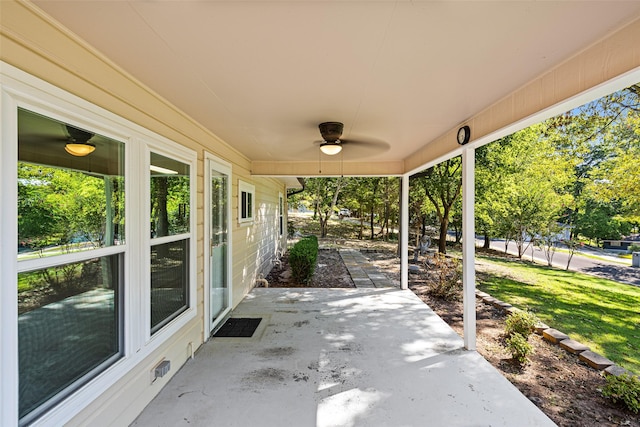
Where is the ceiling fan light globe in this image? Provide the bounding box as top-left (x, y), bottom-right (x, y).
top-left (65, 142), bottom-right (96, 156)
top-left (320, 143), bottom-right (342, 156)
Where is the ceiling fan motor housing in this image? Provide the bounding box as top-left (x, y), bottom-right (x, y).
top-left (319, 122), bottom-right (343, 142)
top-left (66, 125), bottom-right (94, 143)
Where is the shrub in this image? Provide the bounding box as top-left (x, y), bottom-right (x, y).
top-left (629, 244), bottom-right (640, 253)
top-left (289, 235), bottom-right (319, 284)
top-left (505, 310), bottom-right (539, 339)
top-left (602, 373), bottom-right (640, 414)
top-left (427, 254), bottom-right (462, 301)
top-left (506, 332), bottom-right (532, 365)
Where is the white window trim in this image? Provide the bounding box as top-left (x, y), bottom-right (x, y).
top-left (1, 62), bottom-right (197, 427)
top-left (142, 141), bottom-right (198, 351)
top-left (144, 137), bottom-right (198, 344)
top-left (238, 179), bottom-right (255, 225)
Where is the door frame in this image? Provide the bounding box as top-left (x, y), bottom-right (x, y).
top-left (203, 153), bottom-right (233, 340)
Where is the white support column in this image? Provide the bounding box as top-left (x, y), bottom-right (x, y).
top-left (400, 173), bottom-right (410, 290)
top-left (462, 147), bottom-right (476, 350)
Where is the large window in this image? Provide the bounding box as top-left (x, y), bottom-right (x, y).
top-left (150, 152), bottom-right (191, 334)
top-left (17, 109), bottom-right (125, 424)
top-left (3, 64), bottom-right (198, 427)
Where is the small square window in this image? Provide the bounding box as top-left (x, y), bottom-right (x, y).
top-left (238, 180), bottom-right (255, 224)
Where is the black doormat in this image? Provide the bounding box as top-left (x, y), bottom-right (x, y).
top-left (213, 318), bottom-right (262, 337)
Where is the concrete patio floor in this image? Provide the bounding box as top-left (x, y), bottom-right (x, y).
top-left (132, 288), bottom-right (556, 427)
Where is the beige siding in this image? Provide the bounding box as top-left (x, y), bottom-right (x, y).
top-left (230, 172), bottom-right (286, 305)
top-left (0, 2), bottom-right (286, 426)
top-left (251, 159), bottom-right (405, 177)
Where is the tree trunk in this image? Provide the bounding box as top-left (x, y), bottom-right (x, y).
top-left (156, 177), bottom-right (170, 258)
top-left (483, 234), bottom-right (490, 249)
top-left (156, 177), bottom-right (169, 238)
top-left (320, 213), bottom-right (328, 238)
top-left (438, 217), bottom-right (449, 254)
top-left (369, 207), bottom-right (375, 240)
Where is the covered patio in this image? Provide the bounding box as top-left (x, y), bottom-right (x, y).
top-left (132, 288), bottom-right (554, 427)
top-left (3, 2), bottom-right (640, 425)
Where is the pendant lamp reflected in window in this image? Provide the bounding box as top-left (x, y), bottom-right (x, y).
top-left (65, 125), bottom-right (95, 156)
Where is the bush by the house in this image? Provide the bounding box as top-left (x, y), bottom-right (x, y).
top-left (289, 235), bottom-right (319, 284)
top-left (602, 373), bottom-right (640, 414)
top-left (505, 310), bottom-right (539, 339)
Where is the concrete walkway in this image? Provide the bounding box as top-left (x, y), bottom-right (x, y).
top-left (132, 288), bottom-right (555, 427)
top-left (338, 249), bottom-right (396, 288)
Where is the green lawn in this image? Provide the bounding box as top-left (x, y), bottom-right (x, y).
top-left (477, 256), bottom-right (640, 374)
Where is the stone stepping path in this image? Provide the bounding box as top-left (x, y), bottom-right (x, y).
top-left (338, 249), bottom-right (396, 288)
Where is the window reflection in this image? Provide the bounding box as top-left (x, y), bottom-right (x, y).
top-left (17, 108), bottom-right (125, 424)
top-left (17, 109), bottom-right (125, 259)
top-left (150, 153), bottom-right (190, 237)
top-left (18, 255), bottom-right (122, 421)
top-left (150, 239), bottom-right (189, 333)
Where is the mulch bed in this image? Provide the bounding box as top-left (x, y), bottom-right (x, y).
top-left (264, 249), bottom-right (355, 288)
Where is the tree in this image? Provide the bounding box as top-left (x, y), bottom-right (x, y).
top-left (548, 84), bottom-right (640, 238)
top-left (475, 135), bottom-right (520, 249)
top-left (18, 163), bottom-right (112, 252)
top-left (574, 199), bottom-right (632, 244)
top-left (587, 112), bottom-right (640, 220)
top-left (534, 222), bottom-right (564, 267)
top-left (475, 124), bottom-right (575, 259)
top-left (378, 177), bottom-right (400, 240)
top-left (305, 177), bottom-right (348, 237)
top-left (412, 157), bottom-right (463, 254)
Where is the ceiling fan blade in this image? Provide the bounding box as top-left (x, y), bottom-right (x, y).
top-left (338, 138), bottom-right (390, 159)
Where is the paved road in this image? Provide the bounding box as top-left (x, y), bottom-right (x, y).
top-left (481, 239), bottom-right (640, 287)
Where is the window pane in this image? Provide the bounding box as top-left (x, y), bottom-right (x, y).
top-left (151, 239), bottom-right (189, 333)
top-left (18, 255), bottom-right (122, 421)
top-left (241, 191), bottom-right (248, 219)
top-left (150, 153), bottom-right (190, 237)
top-left (18, 109), bottom-right (125, 259)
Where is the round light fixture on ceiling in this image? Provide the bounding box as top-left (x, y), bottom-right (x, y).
top-left (65, 142), bottom-right (96, 156)
top-left (320, 142), bottom-right (342, 155)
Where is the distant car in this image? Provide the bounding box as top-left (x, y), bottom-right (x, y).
top-left (338, 208), bottom-right (351, 218)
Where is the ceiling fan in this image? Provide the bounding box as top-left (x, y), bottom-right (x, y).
top-left (318, 122), bottom-right (345, 155)
top-left (311, 121), bottom-right (390, 160)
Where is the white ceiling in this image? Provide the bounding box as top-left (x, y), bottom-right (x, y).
top-left (33, 1), bottom-right (640, 165)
